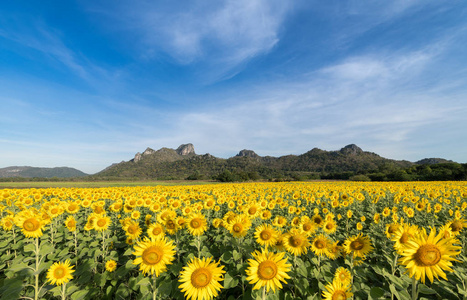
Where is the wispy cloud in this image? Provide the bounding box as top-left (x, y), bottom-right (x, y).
top-left (89, 0), bottom-right (291, 81)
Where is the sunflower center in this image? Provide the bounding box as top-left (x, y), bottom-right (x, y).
top-left (127, 225), bottom-right (137, 234)
top-left (166, 220), bottom-right (175, 229)
top-left (53, 267), bottom-right (66, 279)
top-left (388, 225), bottom-right (398, 234)
top-left (313, 218), bottom-right (322, 225)
top-left (450, 221), bottom-right (463, 232)
top-left (260, 231), bottom-right (271, 240)
top-left (248, 207), bottom-right (257, 215)
top-left (97, 219), bottom-right (107, 227)
top-left (303, 223), bottom-right (312, 231)
top-left (190, 218), bottom-right (202, 229)
top-left (23, 218), bottom-right (40, 232)
top-left (67, 220), bottom-right (76, 227)
top-left (415, 244), bottom-right (441, 266)
top-left (191, 267), bottom-right (212, 288)
top-left (350, 240), bottom-right (364, 251)
top-left (314, 240), bottom-right (326, 249)
top-left (152, 227), bottom-right (162, 235)
top-left (326, 223), bottom-right (333, 230)
top-left (69, 204), bottom-right (77, 211)
top-left (399, 233), bottom-right (410, 244)
top-left (332, 290), bottom-right (347, 300)
top-left (257, 261), bottom-right (278, 280)
top-left (142, 246), bottom-right (163, 265)
top-left (233, 224), bottom-right (243, 233)
top-left (289, 236), bottom-right (303, 247)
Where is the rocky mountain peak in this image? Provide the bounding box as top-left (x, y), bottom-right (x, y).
top-left (176, 143), bottom-right (195, 156)
top-left (340, 144), bottom-right (363, 155)
top-left (236, 149), bottom-right (259, 158)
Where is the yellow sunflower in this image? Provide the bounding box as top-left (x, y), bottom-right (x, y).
top-left (299, 220), bottom-right (317, 236)
top-left (186, 213), bottom-right (208, 236)
top-left (147, 223), bottom-right (165, 240)
top-left (343, 233), bottom-right (374, 259)
top-left (254, 224), bottom-right (279, 248)
top-left (46, 260), bottom-right (75, 286)
top-left (94, 215), bottom-right (111, 232)
top-left (245, 249), bottom-right (291, 292)
top-left (65, 201), bottom-right (80, 214)
top-left (105, 259), bottom-right (117, 272)
top-left (124, 220), bottom-right (142, 239)
top-left (226, 215), bottom-right (251, 238)
top-left (322, 280), bottom-right (353, 300)
top-left (391, 223), bottom-right (418, 254)
top-left (179, 257), bottom-right (225, 300)
top-left (65, 216), bottom-right (76, 232)
top-left (16, 214), bottom-right (44, 238)
top-left (323, 219), bottom-right (337, 234)
top-left (334, 267), bottom-right (352, 286)
top-left (326, 241), bottom-right (343, 260)
top-left (282, 229), bottom-right (309, 256)
top-left (398, 227), bottom-right (461, 284)
top-left (132, 237), bottom-right (176, 276)
top-left (311, 234), bottom-right (331, 257)
top-left (447, 218), bottom-right (466, 236)
top-left (311, 214), bottom-right (324, 227)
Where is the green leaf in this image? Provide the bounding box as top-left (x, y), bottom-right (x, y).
top-left (158, 279), bottom-right (173, 297)
top-left (39, 243), bottom-right (54, 257)
top-left (418, 284), bottom-right (436, 295)
top-left (24, 243), bottom-right (35, 253)
top-left (0, 278), bottom-right (23, 300)
top-left (224, 272), bottom-right (239, 289)
top-left (233, 250), bottom-right (242, 261)
top-left (70, 290), bottom-right (89, 300)
top-left (370, 286), bottom-right (385, 299)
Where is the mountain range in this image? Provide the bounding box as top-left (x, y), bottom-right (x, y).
top-left (1, 143), bottom-right (460, 180)
top-left (92, 143), bottom-right (457, 180)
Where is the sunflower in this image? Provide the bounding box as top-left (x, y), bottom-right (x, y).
top-left (447, 218), bottom-right (466, 236)
top-left (226, 215), bottom-right (251, 238)
top-left (398, 227), bottom-right (461, 284)
top-left (16, 214), bottom-right (44, 238)
top-left (385, 223), bottom-right (401, 239)
top-left (147, 223), bottom-right (165, 240)
top-left (46, 260), bottom-right (75, 286)
top-left (299, 220), bottom-right (317, 236)
top-left (311, 234), bottom-right (331, 257)
top-left (179, 257), bottom-right (225, 300)
top-left (65, 216), bottom-right (76, 232)
top-left (254, 224), bottom-right (279, 248)
top-left (343, 233), bottom-right (373, 259)
top-left (323, 219), bottom-right (337, 234)
top-left (245, 249), bottom-right (291, 292)
top-left (124, 220), bottom-right (142, 239)
top-left (282, 229), bottom-right (309, 256)
top-left (322, 280), bottom-right (352, 300)
top-left (105, 260), bottom-right (117, 272)
top-left (326, 241), bottom-right (343, 260)
top-left (391, 223), bottom-right (418, 254)
top-left (311, 214), bottom-right (324, 227)
top-left (186, 213), bottom-right (208, 236)
top-left (0, 216), bottom-right (14, 231)
top-left (94, 215), bottom-right (111, 232)
top-left (132, 237), bottom-right (176, 276)
top-left (164, 218), bottom-right (180, 235)
top-left (334, 267), bottom-right (352, 286)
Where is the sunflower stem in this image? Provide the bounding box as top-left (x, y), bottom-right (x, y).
top-left (411, 277), bottom-right (418, 300)
top-left (152, 274), bottom-right (157, 300)
top-left (262, 286), bottom-right (266, 300)
top-left (61, 282), bottom-right (67, 300)
top-left (34, 237), bottom-right (40, 300)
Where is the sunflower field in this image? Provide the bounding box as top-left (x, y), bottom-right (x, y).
top-left (0, 181), bottom-right (466, 300)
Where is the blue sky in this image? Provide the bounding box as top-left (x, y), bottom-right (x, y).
top-left (1, 1), bottom-right (466, 174)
